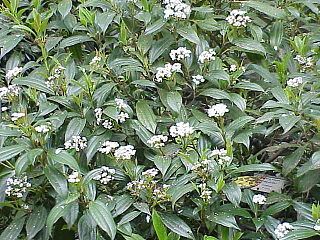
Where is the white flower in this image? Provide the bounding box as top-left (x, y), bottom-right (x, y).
top-left (314, 220), bottom-right (320, 231)
top-left (6, 67), bottom-right (23, 79)
top-left (64, 136), bottom-right (87, 151)
top-left (90, 56), bottom-right (101, 65)
top-left (170, 47), bottom-right (191, 61)
top-left (198, 49), bottom-right (216, 64)
top-left (117, 112), bottom-right (129, 123)
top-left (142, 168), bottom-right (159, 177)
top-left (94, 108), bottom-right (103, 125)
top-left (155, 63), bottom-right (182, 82)
top-left (274, 222), bottom-right (293, 239)
top-left (226, 10), bottom-right (252, 27)
top-left (102, 120), bottom-right (113, 129)
top-left (11, 112), bottom-right (25, 121)
top-left (230, 65), bottom-right (237, 72)
top-left (5, 176), bottom-right (31, 198)
top-left (192, 75), bottom-right (205, 85)
top-left (98, 141), bottom-right (119, 154)
top-left (0, 85), bottom-right (21, 100)
top-left (147, 135), bottom-right (168, 148)
top-left (252, 194), bottom-right (266, 205)
top-left (198, 183), bottom-right (212, 201)
top-left (207, 103), bottom-right (229, 117)
top-left (294, 55), bottom-right (313, 72)
top-left (115, 98), bottom-right (127, 109)
top-left (68, 171), bottom-right (81, 183)
top-left (22, 203), bottom-right (30, 210)
top-left (169, 122), bottom-right (194, 137)
top-left (1, 107), bottom-right (8, 112)
top-left (93, 166), bottom-right (116, 184)
top-left (287, 77), bottom-right (303, 87)
top-left (114, 145), bottom-right (136, 160)
top-left (34, 124), bottom-right (51, 133)
top-left (163, 0), bottom-right (191, 19)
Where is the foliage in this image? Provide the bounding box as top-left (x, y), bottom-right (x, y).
top-left (0, 0), bottom-right (320, 239)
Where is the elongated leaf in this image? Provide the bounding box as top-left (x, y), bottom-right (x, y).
top-left (223, 182), bottom-right (242, 207)
top-left (65, 118), bottom-right (86, 141)
top-left (0, 34), bottom-right (24, 59)
top-left (244, 1), bottom-right (286, 19)
top-left (118, 211), bottom-right (141, 226)
top-left (177, 24), bottom-right (200, 45)
top-left (48, 149), bottom-right (80, 171)
top-left (159, 213), bottom-right (194, 239)
top-left (152, 210), bottom-right (168, 240)
top-left (78, 214), bottom-right (97, 240)
top-left (145, 19), bottom-right (166, 35)
top-left (89, 200), bottom-right (117, 240)
top-left (233, 38), bottom-right (266, 55)
top-left (208, 213), bottom-right (240, 229)
top-left (0, 217), bottom-right (25, 240)
top-left (232, 163), bottom-right (278, 174)
top-left (149, 37), bottom-right (173, 64)
top-left (283, 148), bottom-right (305, 176)
top-left (234, 82), bottom-right (264, 92)
top-left (279, 115), bottom-right (300, 134)
top-left (200, 89), bottom-right (231, 100)
top-left (0, 145), bottom-right (27, 163)
top-left (136, 101), bottom-right (157, 134)
top-left (47, 204), bottom-right (69, 234)
top-left (167, 91), bottom-right (182, 113)
top-left (58, 0), bottom-right (72, 19)
top-left (26, 206), bottom-right (47, 239)
top-left (280, 229), bottom-right (318, 240)
top-left (60, 35), bottom-right (92, 48)
top-left (14, 77), bottom-right (54, 95)
top-left (262, 202), bottom-right (291, 217)
top-left (44, 166), bottom-right (68, 197)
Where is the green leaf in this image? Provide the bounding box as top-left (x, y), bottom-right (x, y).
top-left (208, 213), bottom-right (240, 230)
top-left (78, 214), bottom-right (97, 240)
top-left (153, 156), bottom-right (171, 176)
top-left (226, 116), bottom-right (254, 136)
top-left (232, 163), bottom-right (278, 174)
top-left (234, 82), bottom-right (264, 92)
top-left (0, 34), bottom-right (24, 59)
top-left (167, 91), bottom-right (182, 113)
top-left (58, 0), bottom-right (72, 19)
top-left (95, 11), bottom-right (115, 33)
top-left (93, 83), bottom-right (116, 107)
top-left (223, 182), bottom-right (242, 207)
top-left (0, 217), bottom-right (25, 240)
top-left (44, 166), bottom-right (68, 197)
top-left (14, 77), bottom-right (54, 95)
top-left (65, 118), bottom-right (86, 141)
top-left (244, 1), bottom-right (286, 19)
top-left (270, 22), bottom-right (284, 48)
top-left (159, 213), bottom-right (194, 239)
top-left (177, 23), bottom-right (200, 45)
top-left (89, 200), bottom-right (117, 240)
top-left (60, 35), bottom-right (92, 48)
top-left (145, 19), bottom-right (166, 35)
top-left (0, 144), bottom-right (27, 163)
top-left (168, 183), bottom-right (195, 207)
top-left (271, 86), bottom-right (289, 104)
top-left (233, 38), bottom-right (266, 55)
top-left (47, 204), bottom-right (69, 235)
top-left (262, 202), bottom-right (291, 217)
top-left (229, 93), bottom-right (246, 111)
top-left (279, 115), bottom-right (300, 134)
top-left (280, 229), bottom-right (318, 240)
top-left (48, 149), bottom-right (80, 171)
top-left (118, 211), bottom-right (141, 226)
top-left (152, 210), bottom-right (168, 240)
top-left (136, 101), bottom-right (157, 134)
top-left (149, 37), bottom-right (173, 64)
top-left (200, 89), bottom-right (231, 100)
top-left (282, 148), bottom-right (305, 176)
top-left (0, 128), bottom-right (22, 137)
top-left (26, 206), bottom-right (47, 239)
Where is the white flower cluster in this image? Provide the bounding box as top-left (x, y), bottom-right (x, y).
top-left (94, 108), bottom-right (103, 125)
top-left (98, 141), bottom-right (119, 154)
top-left (198, 183), bottom-right (212, 201)
top-left (90, 56), bottom-right (101, 65)
top-left (170, 47), bottom-right (191, 61)
top-left (192, 158), bottom-right (211, 177)
top-left (294, 55), bottom-right (313, 72)
top-left (207, 103), bottom-right (229, 117)
top-left (153, 184), bottom-right (170, 200)
top-left (117, 112), bottom-right (129, 123)
top-left (147, 135), bottom-right (168, 148)
top-left (48, 66), bottom-right (66, 81)
top-left (226, 10), bottom-right (252, 27)
top-left (155, 63), bottom-right (182, 83)
top-left (208, 148), bottom-right (231, 165)
top-left (6, 67), bottom-right (23, 79)
top-left (141, 168), bottom-right (159, 178)
top-left (102, 120), bottom-right (113, 129)
top-left (5, 176), bottom-right (31, 198)
top-left (11, 112), bottom-right (25, 121)
top-left (229, 64), bottom-right (237, 72)
top-left (35, 123), bottom-right (51, 133)
top-left (198, 49), bottom-right (216, 64)
top-left (64, 136), bottom-right (88, 151)
top-left (314, 219), bottom-right (320, 231)
top-left (0, 85), bottom-right (20, 99)
top-left (192, 75), bottom-right (205, 85)
top-left (170, 122), bottom-right (194, 138)
top-left (163, 0), bottom-right (191, 19)
top-left (93, 166), bottom-right (116, 184)
top-left (114, 145), bottom-right (136, 160)
top-left (68, 171), bottom-right (81, 183)
top-left (274, 222), bottom-right (293, 239)
top-left (252, 194), bottom-right (266, 205)
top-left (287, 77), bottom-right (303, 87)
top-left (115, 98), bottom-right (127, 109)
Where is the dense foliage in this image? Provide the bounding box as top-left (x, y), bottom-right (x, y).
top-left (0, 0), bottom-right (320, 239)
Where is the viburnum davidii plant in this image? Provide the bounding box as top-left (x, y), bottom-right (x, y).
top-left (0, 0), bottom-right (320, 239)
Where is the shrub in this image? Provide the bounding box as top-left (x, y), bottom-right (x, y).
top-left (0, 0), bottom-right (320, 239)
